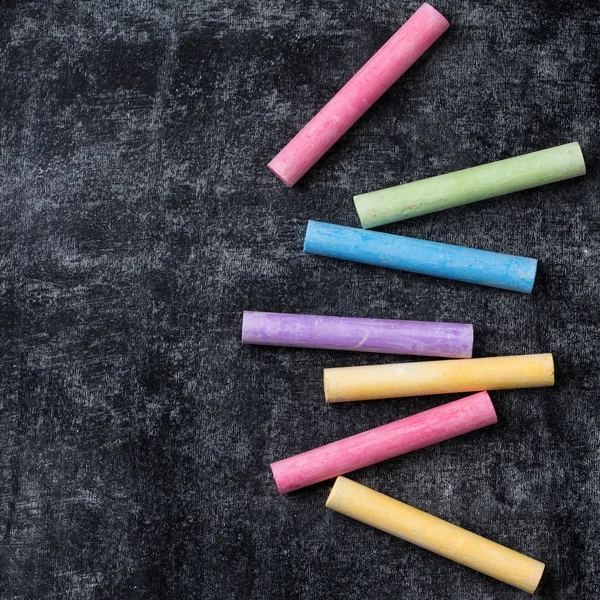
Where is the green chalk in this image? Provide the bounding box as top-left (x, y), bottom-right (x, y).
top-left (354, 142), bottom-right (586, 229)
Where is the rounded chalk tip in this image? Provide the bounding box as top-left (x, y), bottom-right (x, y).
top-left (420, 2), bottom-right (450, 29)
top-left (527, 260), bottom-right (538, 294)
top-left (544, 353), bottom-right (555, 386)
top-left (323, 369), bottom-right (336, 404)
top-left (527, 562), bottom-right (546, 595)
top-left (325, 476), bottom-right (347, 509)
top-left (514, 258), bottom-right (537, 294)
top-left (525, 259), bottom-right (538, 294)
top-left (477, 391), bottom-right (498, 426)
top-left (352, 195), bottom-right (370, 229)
top-left (571, 141), bottom-right (587, 175)
top-left (303, 220), bottom-right (318, 253)
top-left (270, 462), bottom-right (291, 494)
top-left (267, 160), bottom-right (295, 187)
top-left (240, 310), bottom-right (251, 343)
top-left (464, 324), bottom-right (474, 358)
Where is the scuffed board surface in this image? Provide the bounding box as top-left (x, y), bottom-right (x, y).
top-left (0, 1), bottom-right (598, 598)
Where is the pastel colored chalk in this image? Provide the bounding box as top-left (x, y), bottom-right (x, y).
top-left (324, 353), bottom-right (554, 403)
top-left (304, 221), bottom-right (538, 293)
top-left (242, 311), bottom-right (473, 358)
top-left (270, 392), bottom-right (496, 494)
top-left (326, 477), bottom-right (545, 594)
top-left (268, 3), bottom-right (449, 186)
top-left (355, 141), bottom-right (586, 228)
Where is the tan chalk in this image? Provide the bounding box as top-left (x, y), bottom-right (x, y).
top-left (324, 354), bottom-right (554, 402)
top-left (327, 477), bottom-right (545, 593)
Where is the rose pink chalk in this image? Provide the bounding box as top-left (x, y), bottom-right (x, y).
top-left (267, 3), bottom-right (449, 186)
top-left (270, 392), bottom-right (497, 494)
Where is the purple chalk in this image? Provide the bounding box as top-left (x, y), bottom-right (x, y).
top-left (241, 311), bottom-right (473, 358)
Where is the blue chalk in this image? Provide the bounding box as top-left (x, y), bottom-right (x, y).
top-left (303, 221), bottom-right (537, 293)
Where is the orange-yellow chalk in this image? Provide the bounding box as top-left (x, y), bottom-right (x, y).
top-left (324, 353), bottom-right (554, 403)
top-left (326, 477), bottom-right (545, 593)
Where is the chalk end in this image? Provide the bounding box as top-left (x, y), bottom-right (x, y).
top-left (270, 461), bottom-right (289, 494)
top-left (324, 373), bottom-right (331, 403)
top-left (303, 221), bottom-right (315, 253)
top-left (241, 311), bottom-right (250, 343)
top-left (526, 561), bottom-right (546, 594)
top-left (353, 195), bottom-right (370, 229)
top-left (545, 353), bottom-right (555, 386)
top-left (267, 160), bottom-right (295, 187)
top-left (478, 391), bottom-right (498, 426)
top-left (572, 141), bottom-right (587, 176)
top-left (464, 324), bottom-right (474, 358)
top-left (325, 477), bottom-right (346, 509)
top-left (524, 259), bottom-right (538, 294)
top-left (421, 3), bottom-right (451, 29)
top-left (323, 369), bottom-right (337, 403)
top-left (241, 310), bottom-right (264, 344)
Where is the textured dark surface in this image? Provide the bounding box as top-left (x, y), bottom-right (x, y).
top-left (0, 1), bottom-right (598, 598)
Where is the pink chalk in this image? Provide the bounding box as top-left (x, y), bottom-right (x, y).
top-left (270, 392), bottom-right (496, 494)
top-left (267, 3), bottom-right (450, 187)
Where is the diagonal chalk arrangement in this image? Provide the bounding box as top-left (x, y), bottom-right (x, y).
top-left (247, 2), bottom-right (587, 594)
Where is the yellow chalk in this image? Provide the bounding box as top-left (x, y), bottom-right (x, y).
top-left (326, 477), bottom-right (545, 593)
top-left (324, 353), bottom-right (554, 402)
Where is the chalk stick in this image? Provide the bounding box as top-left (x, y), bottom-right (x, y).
top-left (355, 141), bottom-right (586, 228)
top-left (304, 221), bottom-right (538, 293)
top-left (270, 392), bottom-right (496, 493)
top-left (324, 353), bottom-right (554, 403)
top-left (268, 3), bottom-right (449, 186)
top-left (326, 477), bottom-right (545, 593)
top-left (242, 311), bottom-right (473, 358)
